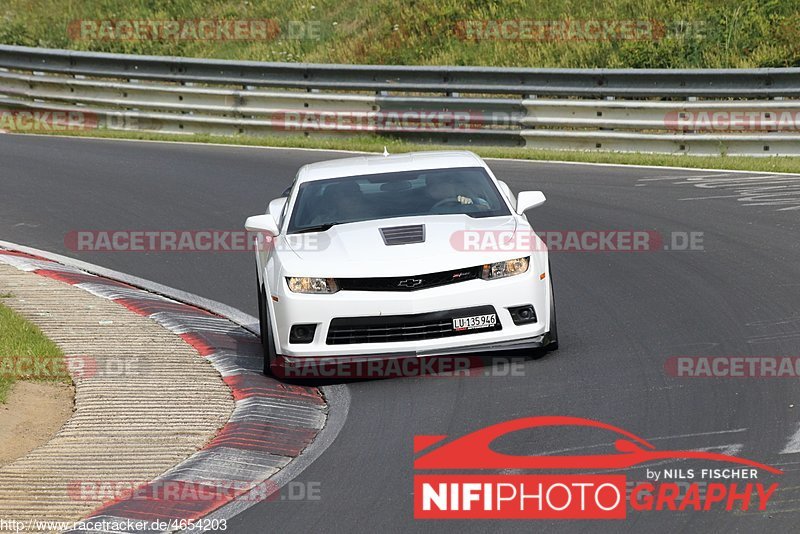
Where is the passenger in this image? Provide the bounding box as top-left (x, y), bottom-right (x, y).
top-left (308, 181), bottom-right (368, 225)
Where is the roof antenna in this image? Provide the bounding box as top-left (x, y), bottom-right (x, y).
top-left (383, 146), bottom-right (389, 157)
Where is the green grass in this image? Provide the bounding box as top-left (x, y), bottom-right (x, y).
top-left (19, 128), bottom-right (800, 174)
top-left (1, 0), bottom-right (799, 68)
top-left (0, 302), bottom-right (68, 403)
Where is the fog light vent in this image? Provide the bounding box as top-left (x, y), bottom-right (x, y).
top-left (290, 324), bottom-right (317, 343)
top-left (508, 305), bottom-right (537, 325)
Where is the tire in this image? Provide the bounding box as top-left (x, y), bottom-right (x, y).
top-left (544, 261), bottom-right (558, 351)
top-left (545, 271), bottom-right (559, 351)
top-left (257, 271), bottom-right (277, 375)
top-left (530, 268), bottom-right (558, 360)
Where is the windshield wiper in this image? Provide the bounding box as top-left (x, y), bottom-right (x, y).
top-left (292, 222), bottom-right (342, 234)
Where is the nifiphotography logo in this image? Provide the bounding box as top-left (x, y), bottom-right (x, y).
top-left (413, 416), bottom-right (781, 519)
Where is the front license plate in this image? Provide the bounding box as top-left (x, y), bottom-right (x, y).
top-left (452, 314), bottom-right (497, 331)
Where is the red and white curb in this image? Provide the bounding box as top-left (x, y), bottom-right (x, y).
top-left (0, 247), bottom-right (339, 533)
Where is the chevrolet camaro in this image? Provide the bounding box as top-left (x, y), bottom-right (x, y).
top-left (245, 150), bottom-right (557, 375)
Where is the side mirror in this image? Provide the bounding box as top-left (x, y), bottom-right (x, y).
top-left (269, 197), bottom-right (287, 226)
top-left (516, 191), bottom-right (546, 214)
top-left (245, 214), bottom-right (280, 236)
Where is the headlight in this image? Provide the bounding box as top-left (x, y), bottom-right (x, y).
top-left (481, 257), bottom-right (529, 280)
top-left (287, 277), bottom-right (339, 294)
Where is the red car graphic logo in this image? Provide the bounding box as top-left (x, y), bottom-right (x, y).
top-left (414, 416), bottom-right (782, 474)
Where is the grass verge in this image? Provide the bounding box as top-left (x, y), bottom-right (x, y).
top-left (0, 301), bottom-right (68, 403)
top-left (1, 0), bottom-right (799, 68)
top-left (16, 129), bottom-right (800, 175)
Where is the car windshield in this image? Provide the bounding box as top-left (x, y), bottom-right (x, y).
top-left (287, 166), bottom-right (510, 233)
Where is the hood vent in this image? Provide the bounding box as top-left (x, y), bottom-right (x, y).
top-left (379, 224), bottom-right (425, 246)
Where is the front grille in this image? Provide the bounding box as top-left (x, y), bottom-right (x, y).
top-left (326, 305), bottom-right (500, 345)
top-left (338, 265), bottom-right (482, 292)
top-left (379, 225), bottom-right (425, 245)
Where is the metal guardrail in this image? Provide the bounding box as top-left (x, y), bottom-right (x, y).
top-left (1, 44), bottom-right (800, 155)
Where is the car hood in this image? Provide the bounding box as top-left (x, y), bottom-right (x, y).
top-left (278, 214), bottom-right (525, 277)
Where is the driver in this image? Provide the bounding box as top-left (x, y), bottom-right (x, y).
top-left (426, 175), bottom-right (476, 206)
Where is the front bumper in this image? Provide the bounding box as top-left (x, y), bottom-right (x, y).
top-left (270, 266), bottom-right (550, 358)
top-left (278, 333), bottom-right (548, 369)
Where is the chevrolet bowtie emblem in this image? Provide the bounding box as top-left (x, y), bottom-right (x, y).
top-left (398, 278), bottom-right (423, 288)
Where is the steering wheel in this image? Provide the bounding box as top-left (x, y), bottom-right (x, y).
top-left (431, 197), bottom-right (464, 211)
top-left (431, 197), bottom-right (491, 212)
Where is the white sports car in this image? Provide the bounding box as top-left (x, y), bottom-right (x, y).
top-left (245, 150), bottom-right (557, 375)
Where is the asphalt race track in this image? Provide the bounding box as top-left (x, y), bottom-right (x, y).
top-left (2, 134), bottom-right (800, 533)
